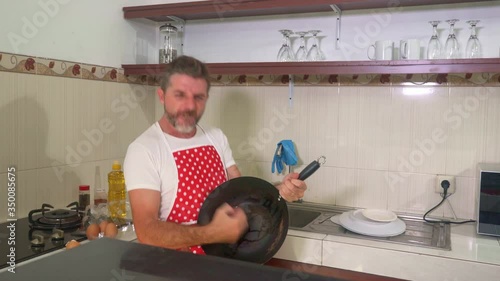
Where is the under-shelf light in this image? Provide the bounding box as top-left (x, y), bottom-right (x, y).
top-left (401, 82), bottom-right (438, 96)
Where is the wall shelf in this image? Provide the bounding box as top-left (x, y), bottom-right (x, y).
top-left (122, 59), bottom-right (500, 76)
top-left (123, 0), bottom-right (494, 22)
top-left (122, 0), bottom-right (499, 77)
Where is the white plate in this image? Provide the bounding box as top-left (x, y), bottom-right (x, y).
top-left (330, 214), bottom-right (341, 225)
top-left (362, 209), bottom-right (397, 222)
top-left (336, 210), bottom-right (406, 237)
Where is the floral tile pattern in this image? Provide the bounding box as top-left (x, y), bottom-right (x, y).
top-left (81, 64), bottom-right (106, 80)
top-left (338, 74), bottom-right (390, 86)
top-left (0, 53), bottom-right (36, 74)
top-left (1, 51), bottom-right (499, 88)
top-left (37, 57), bottom-right (81, 78)
top-left (125, 74), bottom-right (149, 85)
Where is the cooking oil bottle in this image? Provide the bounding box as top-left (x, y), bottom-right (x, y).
top-left (108, 160), bottom-right (126, 221)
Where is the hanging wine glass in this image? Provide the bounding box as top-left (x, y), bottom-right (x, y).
top-left (427, 21), bottom-right (442, 59)
top-left (444, 19), bottom-right (460, 59)
top-left (306, 30), bottom-right (325, 61)
top-left (465, 20), bottom-right (482, 58)
top-left (277, 29), bottom-right (295, 62)
top-left (295, 31), bottom-right (309, 62)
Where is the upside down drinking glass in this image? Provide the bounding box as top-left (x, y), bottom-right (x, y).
top-left (306, 30), bottom-right (325, 61)
top-left (444, 19), bottom-right (460, 59)
top-left (427, 21), bottom-right (442, 59)
top-left (465, 20), bottom-right (482, 58)
top-left (295, 31), bottom-right (309, 62)
top-left (277, 29), bottom-right (295, 62)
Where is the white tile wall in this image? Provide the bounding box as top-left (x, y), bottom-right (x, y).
top-left (37, 75), bottom-right (66, 169)
top-left (335, 168), bottom-right (358, 207)
top-left (337, 87), bottom-right (360, 169)
top-left (387, 172), bottom-right (440, 216)
top-left (356, 87), bottom-right (392, 171)
top-left (482, 87), bottom-right (500, 163)
top-left (306, 86), bottom-right (339, 167)
top-left (390, 86), bottom-right (449, 175)
top-left (221, 86), bottom-right (309, 166)
top-left (446, 87), bottom-right (488, 177)
top-left (0, 71), bottom-right (157, 222)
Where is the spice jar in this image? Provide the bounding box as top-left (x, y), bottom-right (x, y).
top-left (79, 185), bottom-right (90, 211)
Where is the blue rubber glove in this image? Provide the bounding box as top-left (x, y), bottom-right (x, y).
top-left (272, 140), bottom-right (297, 174)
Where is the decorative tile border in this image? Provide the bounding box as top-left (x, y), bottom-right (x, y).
top-left (0, 53), bottom-right (36, 75)
top-left (0, 52), bottom-right (136, 85)
top-left (1, 51), bottom-right (500, 87)
top-left (36, 57), bottom-right (81, 78)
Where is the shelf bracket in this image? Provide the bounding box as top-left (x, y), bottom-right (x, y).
top-left (167, 16), bottom-right (186, 55)
top-left (330, 4), bottom-right (341, 50)
top-left (288, 74), bottom-right (294, 108)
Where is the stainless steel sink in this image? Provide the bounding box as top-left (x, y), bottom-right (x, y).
top-left (286, 203), bottom-right (451, 251)
top-left (288, 209), bottom-right (321, 228)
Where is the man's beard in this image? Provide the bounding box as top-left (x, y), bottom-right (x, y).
top-left (166, 110), bottom-right (200, 134)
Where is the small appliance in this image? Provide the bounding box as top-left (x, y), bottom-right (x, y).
top-left (476, 163), bottom-right (500, 237)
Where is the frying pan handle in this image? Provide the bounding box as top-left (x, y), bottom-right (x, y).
top-left (298, 156), bottom-right (326, 181)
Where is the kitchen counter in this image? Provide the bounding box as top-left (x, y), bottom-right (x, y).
top-left (274, 220), bottom-right (500, 280)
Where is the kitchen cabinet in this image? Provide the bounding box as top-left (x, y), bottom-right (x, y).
top-left (322, 240), bottom-right (500, 281)
top-left (122, 0), bottom-right (500, 76)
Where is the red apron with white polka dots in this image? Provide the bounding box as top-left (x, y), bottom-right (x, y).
top-left (166, 145), bottom-right (227, 255)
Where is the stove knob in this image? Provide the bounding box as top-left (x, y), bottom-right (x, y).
top-left (52, 239), bottom-right (65, 247)
top-left (31, 234), bottom-right (45, 247)
top-left (51, 228), bottom-right (65, 240)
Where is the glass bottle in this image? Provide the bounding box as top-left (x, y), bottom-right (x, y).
top-left (94, 166), bottom-right (107, 206)
top-left (79, 185), bottom-right (90, 212)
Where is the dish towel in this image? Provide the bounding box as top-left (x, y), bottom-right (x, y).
top-left (272, 140), bottom-right (298, 174)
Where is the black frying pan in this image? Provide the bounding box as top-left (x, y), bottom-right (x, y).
top-left (197, 158), bottom-right (324, 264)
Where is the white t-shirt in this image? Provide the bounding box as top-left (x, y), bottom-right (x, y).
top-left (123, 122), bottom-right (236, 220)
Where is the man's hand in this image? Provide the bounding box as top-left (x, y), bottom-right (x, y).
top-left (208, 203), bottom-right (248, 244)
top-left (278, 172), bottom-right (307, 202)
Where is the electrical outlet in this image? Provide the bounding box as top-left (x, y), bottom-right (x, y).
top-left (435, 175), bottom-right (456, 194)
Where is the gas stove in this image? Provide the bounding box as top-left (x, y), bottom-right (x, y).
top-left (0, 202), bottom-right (87, 270)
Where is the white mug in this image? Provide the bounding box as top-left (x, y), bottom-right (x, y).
top-left (368, 40), bottom-right (394, 60)
top-left (400, 39), bottom-right (421, 60)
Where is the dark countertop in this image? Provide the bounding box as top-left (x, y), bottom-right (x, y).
top-left (0, 238), bottom-right (345, 281)
top-left (265, 259), bottom-right (407, 281)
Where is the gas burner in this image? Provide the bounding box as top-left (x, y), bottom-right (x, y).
top-left (29, 202), bottom-right (82, 230)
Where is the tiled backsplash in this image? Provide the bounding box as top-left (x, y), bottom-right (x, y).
top-left (1, 51), bottom-right (500, 223)
top-left (0, 52), bottom-right (157, 222)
